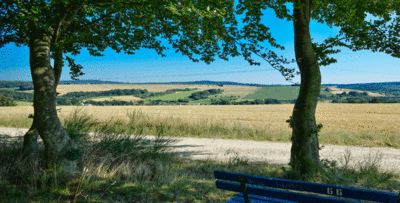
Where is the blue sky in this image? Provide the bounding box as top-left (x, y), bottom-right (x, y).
top-left (1, 1), bottom-right (399, 85)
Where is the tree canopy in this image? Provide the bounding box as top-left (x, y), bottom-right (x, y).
top-left (1, 0), bottom-right (301, 82)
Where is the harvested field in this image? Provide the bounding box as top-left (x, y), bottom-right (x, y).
top-left (328, 87), bottom-right (387, 97)
top-left (82, 95), bottom-right (143, 102)
top-left (1, 103), bottom-right (399, 148)
top-left (21, 84), bottom-right (259, 96)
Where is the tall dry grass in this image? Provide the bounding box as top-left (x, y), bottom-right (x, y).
top-left (1, 103), bottom-right (399, 148)
top-left (0, 106), bottom-right (399, 202)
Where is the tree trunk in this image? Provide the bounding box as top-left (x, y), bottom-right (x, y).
top-left (22, 39), bottom-right (64, 163)
top-left (28, 29), bottom-right (81, 174)
top-left (289, 0), bottom-right (323, 176)
top-left (21, 123), bottom-right (40, 161)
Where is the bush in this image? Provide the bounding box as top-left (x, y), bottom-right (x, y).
top-left (0, 96), bottom-right (17, 106)
top-left (369, 97), bottom-right (383, 103)
top-left (348, 91), bottom-right (361, 97)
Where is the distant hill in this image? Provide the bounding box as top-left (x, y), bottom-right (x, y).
top-left (59, 79), bottom-right (129, 85)
top-left (1, 79), bottom-right (399, 96)
top-left (323, 82), bottom-right (400, 96)
top-left (159, 80), bottom-right (284, 87)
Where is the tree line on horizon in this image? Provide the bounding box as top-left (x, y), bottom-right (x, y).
top-left (2, 88), bottom-right (400, 107)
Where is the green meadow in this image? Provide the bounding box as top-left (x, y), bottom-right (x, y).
top-left (242, 86), bottom-right (333, 100)
top-left (146, 90), bottom-right (197, 101)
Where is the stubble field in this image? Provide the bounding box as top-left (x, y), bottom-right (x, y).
top-left (1, 102), bottom-right (400, 203)
top-left (1, 103), bottom-right (399, 149)
top-left (21, 84), bottom-right (260, 97)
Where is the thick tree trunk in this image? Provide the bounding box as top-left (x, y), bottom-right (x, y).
top-left (22, 39), bottom-right (64, 163)
top-left (21, 123), bottom-right (40, 161)
top-left (28, 29), bottom-right (81, 174)
top-left (289, 0), bottom-right (323, 176)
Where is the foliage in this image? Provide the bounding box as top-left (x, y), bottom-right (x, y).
top-left (285, 116), bottom-right (323, 139)
top-left (18, 84), bottom-right (34, 91)
top-left (310, 0), bottom-right (400, 62)
top-left (0, 95), bottom-right (17, 106)
top-left (0, 81), bottom-right (33, 88)
top-left (64, 148), bottom-right (84, 161)
top-left (0, 0), bottom-right (300, 82)
top-left (336, 82), bottom-right (400, 96)
top-left (0, 90), bottom-right (33, 102)
top-left (188, 89), bottom-right (224, 100)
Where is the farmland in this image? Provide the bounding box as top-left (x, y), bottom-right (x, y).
top-left (1, 103), bottom-right (399, 149)
top-left (1, 82), bottom-right (400, 203)
top-left (12, 82), bottom-right (395, 107)
top-left (20, 83), bottom-right (259, 96)
top-left (57, 84), bottom-right (385, 102)
top-left (327, 86), bottom-right (386, 96)
top-left (82, 95), bottom-right (143, 102)
top-left (241, 86), bottom-right (335, 101)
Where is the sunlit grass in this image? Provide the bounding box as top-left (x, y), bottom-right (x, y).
top-left (0, 106), bottom-right (399, 202)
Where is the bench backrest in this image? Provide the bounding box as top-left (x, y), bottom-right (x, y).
top-left (214, 170), bottom-right (400, 203)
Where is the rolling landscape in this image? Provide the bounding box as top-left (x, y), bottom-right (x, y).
top-left (1, 79), bottom-right (400, 202)
top-left (1, 80), bottom-right (400, 107)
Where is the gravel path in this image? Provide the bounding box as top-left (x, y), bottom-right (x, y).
top-left (1, 127), bottom-right (399, 174)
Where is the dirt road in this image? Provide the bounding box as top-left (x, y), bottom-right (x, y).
top-left (1, 127), bottom-right (399, 174)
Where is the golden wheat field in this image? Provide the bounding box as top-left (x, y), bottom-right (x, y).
top-left (1, 103), bottom-right (399, 139)
top-left (82, 95), bottom-right (143, 102)
top-left (21, 84), bottom-right (260, 97)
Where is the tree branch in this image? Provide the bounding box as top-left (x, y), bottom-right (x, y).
top-left (52, 3), bottom-right (75, 44)
top-left (327, 0), bottom-right (347, 15)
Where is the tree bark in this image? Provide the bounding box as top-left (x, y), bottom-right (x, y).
top-left (28, 28), bottom-right (81, 174)
top-left (22, 40), bottom-right (64, 162)
top-left (21, 123), bottom-right (40, 161)
top-left (289, 0), bottom-right (323, 176)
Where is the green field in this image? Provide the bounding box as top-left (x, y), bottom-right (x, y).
top-left (14, 101), bottom-right (33, 106)
top-left (242, 86), bottom-right (333, 100)
top-left (147, 90), bottom-right (197, 101)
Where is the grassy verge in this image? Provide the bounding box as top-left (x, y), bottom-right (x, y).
top-left (0, 107), bottom-right (399, 202)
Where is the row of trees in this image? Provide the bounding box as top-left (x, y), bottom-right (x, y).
top-left (332, 97), bottom-right (400, 103)
top-left (4, 88), bottom-right (399, 106)
top-left (0, 90), bottom-right (34, 102)
top-left (188, 89), bottom-right (224, 100)
top-left (0, 81), bottom-right (33, 89)
top-left (0, 87), bottom-right (199, 104)
top-left (61, 88), bottom-right (197, 100)
top-left (211, 98), bottom-right (290, 105)
top-left (334, 83), bottom-right (400, 96)
top-left (18, 84), bottom-right (34, 91)
top-left (144, 88), bottom-right (198, 99)
top-left (62, 88), bottom-right (149, 99)
top-left (82, 99), bottom-right (183, 106)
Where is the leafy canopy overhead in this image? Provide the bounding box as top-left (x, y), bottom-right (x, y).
top-left (1, 0), bottom-right (399, 81)
top-left (0, 0), bottom-right (299, 82)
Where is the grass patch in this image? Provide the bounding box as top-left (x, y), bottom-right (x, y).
top-left (15, 101), bottom-right (33, 106)
top-left (0, 107), bottom-right (399, 202)
top-left (243, 86), bottom-right (333, 100)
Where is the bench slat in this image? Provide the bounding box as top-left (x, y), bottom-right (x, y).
top-left (215, 170), bottom-right (399, 203)
top-left (217, 180), bottom-right (359, 203)
top-left (228, 193), bottom-right (299, 203)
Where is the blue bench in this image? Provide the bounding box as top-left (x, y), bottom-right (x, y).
top-left (214, 170), bottom-right (400, 203)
